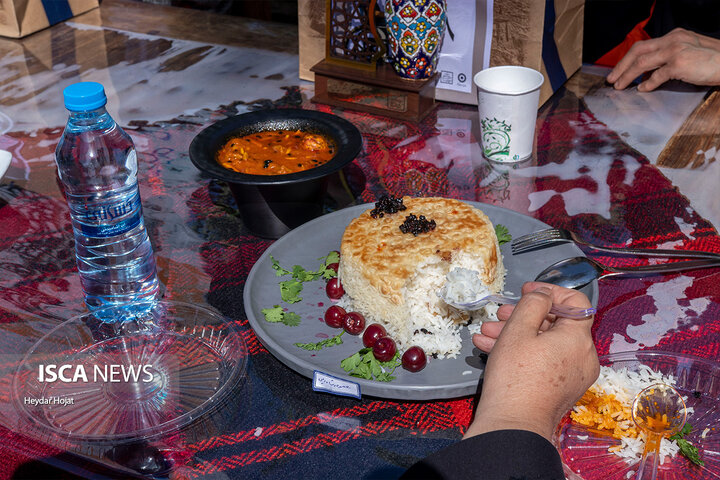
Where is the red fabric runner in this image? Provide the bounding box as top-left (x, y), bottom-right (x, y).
top-left (0, 86), bottom-right (718, 478)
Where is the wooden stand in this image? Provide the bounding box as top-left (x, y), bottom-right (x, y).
top-left (310, 60), bottom-right (438, 122)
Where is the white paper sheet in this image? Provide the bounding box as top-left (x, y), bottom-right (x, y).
top-left (436, 0), bottom-right (492, 94)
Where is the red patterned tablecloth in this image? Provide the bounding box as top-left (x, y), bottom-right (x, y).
top-left (0, 83), bottom-right (718, 479)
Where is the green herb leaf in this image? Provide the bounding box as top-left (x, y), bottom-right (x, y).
top-left (282, 311), bottom-right (301, 327)
top-left (669, 423), bottom-right (692, 440)
top-left (319, 251), bottom-right (340, 266)
top-left (676, 439), bottom-right (704, 466)
top-left (261, 305), bottom-right (301, 326)
top-left (280, 280), bottom-right (303, 303)
top-left (353, 362), bottom-right (372, 380)
top-left (370, 359), bottom-right (384, 378)
top-left (669, 422), bottom-right (704, 466)
top-left (375, 371), bottom-right (394, 382)
top-left (291, 264), bottom-right (318, 282)
top-left (321, 267), bottom-right (338, 280)
top-left (340, 348), bottom-right (400, 382)
top-left (295, 331), bottom-right (344, 351)
top-left (267, 250), bottom-right (339, 330)
top-left (375, 352), bottom-right (400, 382)
top-left (340, 351), bottom-right (362, 372)
top-left (270, 255), bottom-right (291, 276)
top-left (317, 251), bottom-right (340, 280)
top-left (261, 305), bottom-right (285, 323)
top-left (362, 349), bottom-right (375, 363)
top-left (271, 251), bottom-right (339, 305)
top-left (494, 224), bottom-right (512, 245)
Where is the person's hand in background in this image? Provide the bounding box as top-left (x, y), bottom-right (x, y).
top-left (464, 282), bottom-right (599, 442)
top-left (607, 28), bottom-right (720, 91)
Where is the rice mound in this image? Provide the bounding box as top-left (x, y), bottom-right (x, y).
top-left (338, 197), bottom-right (505, 358)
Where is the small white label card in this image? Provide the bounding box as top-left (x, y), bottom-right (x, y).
top-left (313, 370), bottom-right (361, 399)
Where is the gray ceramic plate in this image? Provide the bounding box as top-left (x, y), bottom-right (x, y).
top-left (244, 202), bottom-right (598, 400)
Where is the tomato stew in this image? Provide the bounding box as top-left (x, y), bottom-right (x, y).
top-left (217, 130), bottom-right (336, 175)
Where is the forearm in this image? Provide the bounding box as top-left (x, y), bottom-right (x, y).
top-left (695, 31), bottom-right (720, 50)
top-left (463, 408), bottom-right (556, 442)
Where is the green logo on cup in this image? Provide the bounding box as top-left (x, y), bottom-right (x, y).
top-left (481, 117), bottom-right (511, 160)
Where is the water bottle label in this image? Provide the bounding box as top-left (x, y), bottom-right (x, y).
top-left (79, 191), bottom-right (143, 238)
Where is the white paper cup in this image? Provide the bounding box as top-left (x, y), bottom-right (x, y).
top-left (473, 66), bottom-right (544, 163)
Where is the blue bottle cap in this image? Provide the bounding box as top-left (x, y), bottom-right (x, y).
top-left (63, 82), bottom-right (107, 112)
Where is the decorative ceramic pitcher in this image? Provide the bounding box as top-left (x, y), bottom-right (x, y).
top-left (384, 0), bottom-right (447, 80)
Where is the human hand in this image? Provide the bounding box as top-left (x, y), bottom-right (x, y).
top-left (607, 28), bottom-right (720, 91)
top-left (463, 282), bottom-right (599, 442)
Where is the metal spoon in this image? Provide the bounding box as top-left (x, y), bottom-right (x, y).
top-left (535, 256), bottom-right (720, 289)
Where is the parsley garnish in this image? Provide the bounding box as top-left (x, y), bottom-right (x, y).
top-left (271, 252), bottom-right (338, 290)
top-left (295, 331), bottom-right (345, 351)
top-left (283, 312), bottom-right (301, 326)
top-left (340, 347), bottom-right (400, 382)
top-left (669, 422), bottom-right (704, 466)
top-left (494, 224), bottom-right (511, 245)
top-left (279, 280), bottom-right (304, 303)
top-left (261, 305), bottom-right (301, 326)
top-left (265, 251), bottom-right (341, 324)
top-left (270, 255), bottom-right (291, 276)
top-left (318, 251), bottom-right (340, 280)
top-left (291, 264), bottom-right (316, 282)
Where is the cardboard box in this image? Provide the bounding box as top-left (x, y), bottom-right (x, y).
top-left (488, 0), bottom-right (584, 107)
top-left (0, 0), bottom-right (99, 38)
top-left (298, 0), bottom-right (326, 83)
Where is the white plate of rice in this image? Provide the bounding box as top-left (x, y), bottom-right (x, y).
top-left (555, 350), bottom-right (720, 479)
top-left (244, 201), bottom-right (598, 400)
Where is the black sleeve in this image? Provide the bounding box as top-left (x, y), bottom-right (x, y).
top-left (400, 429), bottom-right (565, 480)
top-left (582, 0), bottom-right (720, 64)
top-left (583, 0), bottom-right (654, 63)
top-left (646, 0), bottom-right (720, 39)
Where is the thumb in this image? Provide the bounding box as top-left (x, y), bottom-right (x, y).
top-left (500, 287), bottom-right (553, 340)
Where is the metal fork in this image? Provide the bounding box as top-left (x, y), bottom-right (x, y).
top-left (511, 227), bottom-right (720, 260)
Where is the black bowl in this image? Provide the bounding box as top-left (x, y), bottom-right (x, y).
top-left (189, 109), bottom-right (362, 238)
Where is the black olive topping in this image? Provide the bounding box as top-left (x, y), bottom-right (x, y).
top-left (399, 213), bottom-right (436, 236)
top-left (370, 195), bottom-right (407, 218)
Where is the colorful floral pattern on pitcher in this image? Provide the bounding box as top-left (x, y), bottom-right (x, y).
top-left (384, 0), bottom-right (447, 80)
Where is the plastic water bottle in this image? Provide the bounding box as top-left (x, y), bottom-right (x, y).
top-left (55, 82), bottom-right (160, 313)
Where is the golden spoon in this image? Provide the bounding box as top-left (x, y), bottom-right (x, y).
top-left (631, 383), bottom-right (687, 480)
